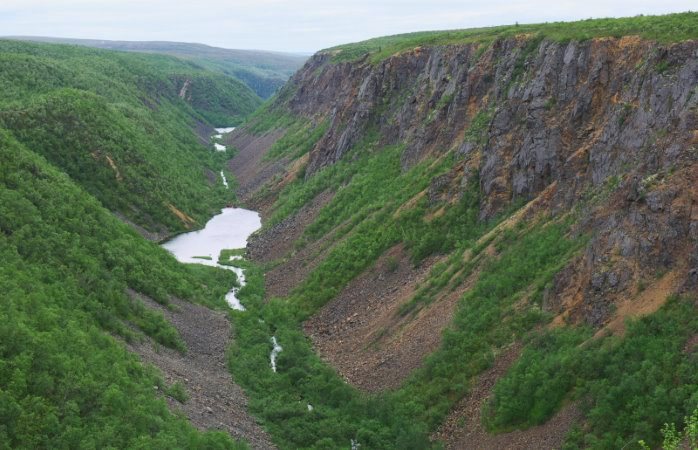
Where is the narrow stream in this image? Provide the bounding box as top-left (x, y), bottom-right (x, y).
top-left (163, 125), bottom-right (281, 366)
top-left (270, 336), bottom-right (283, 372)
top-left (213, 127), bottom-right (235, 152)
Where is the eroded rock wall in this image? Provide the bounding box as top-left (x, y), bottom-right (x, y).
top-left (242, 35), bottom-right (698, 326)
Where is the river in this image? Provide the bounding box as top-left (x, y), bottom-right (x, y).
top-left (162, 207), bottom-right (261, 310)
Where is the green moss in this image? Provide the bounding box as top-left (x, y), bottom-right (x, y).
top-left (166, 382), bottom-right (189, 404)
top-left (436, 92), bottom-right (455, 110)
top-left (463, 109), bottom-right (493, 145)
top-left (656, 59), bottom-right (671, 74)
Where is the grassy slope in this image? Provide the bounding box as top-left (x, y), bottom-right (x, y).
top-left (228, 13), bottom-right (698, 449)
top-left (326, 11), bottom-right (698, 63)
top-left (0, 40), bottom-right (257, 232)
top-left (0, 130), bottom-right (246, 448)
top-left (6, 37), bottom-right (308, 99)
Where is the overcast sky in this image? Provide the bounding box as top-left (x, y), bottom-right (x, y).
top-left (1, 0), bottom-right (695, 53)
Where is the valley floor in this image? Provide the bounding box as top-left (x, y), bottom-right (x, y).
top-left (127, 291), bottom-right (274, 449)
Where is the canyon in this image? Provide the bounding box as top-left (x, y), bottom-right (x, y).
top-left (222, 20), bottom-right (697, 448)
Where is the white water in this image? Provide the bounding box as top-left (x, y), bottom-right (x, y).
top-left (220, 171), bottom-right (229, 188)
top-left (161, 208), bottom-right (261, 310)
top-left (270, 336), bottom-right (283, 372)
top-left (224, 266), bottom-right (247, 310)
top-left (211, 127), bottom-right (234, 152)
top-left (215, 127), bottom-right (236, 134)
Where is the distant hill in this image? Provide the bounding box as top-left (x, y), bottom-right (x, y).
top-left (0, 39), bottom-right (255, 233)
top-left (5, 36), bottom-right (308, 99)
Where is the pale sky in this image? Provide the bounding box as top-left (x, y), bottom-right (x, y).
top-left (1, 0), bottom-right (695, 53)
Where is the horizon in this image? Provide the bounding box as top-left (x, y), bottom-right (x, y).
top-left (1, 1), bottom-right (695, 53)
top-left (0, 35), bottom-right (315, 56)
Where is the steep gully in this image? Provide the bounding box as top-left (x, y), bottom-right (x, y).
top-left (125, 290), bottom-right (274, 449)
top-left (127, 127), bottom-right (282, 448)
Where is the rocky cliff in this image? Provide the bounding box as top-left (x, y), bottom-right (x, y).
top-left (235, 34), bottom-right (697, 326)
top-left (225, 24), bottom-right (698, 448)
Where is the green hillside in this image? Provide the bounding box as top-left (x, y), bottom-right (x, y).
top-left (0, 130), bottom-right (245, 448)
top-left (5, 38), bottom-right (308, 99)
top-left (0, 40), bottom-right (257, 233)
top-left (0, 39), bottom-right (260, 448)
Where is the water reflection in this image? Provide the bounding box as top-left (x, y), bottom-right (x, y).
top-left (162, 208), bottom-right (260, 310)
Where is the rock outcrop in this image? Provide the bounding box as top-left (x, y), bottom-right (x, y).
top-left (234, 34), bottom-right (698, 328)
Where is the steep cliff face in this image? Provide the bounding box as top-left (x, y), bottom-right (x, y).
top-left (237, 35), bottom-right (697, 326)
top-left (226, 25), bottom-right (698, 448)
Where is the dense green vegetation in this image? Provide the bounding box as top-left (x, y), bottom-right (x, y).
top-left (0, 38), bottom-right (259, 448)
top-left (0, 39), bottom-right (252, 232)
top-left (486, 295), bottom-right (698, 449)
top-left (264, 118), bottom-right (329, 161)
top-left (326, 12), bottom-right (698, 63)
top-left (169, 73), bottom-right (260, 126)
top-left (243, 107), bottom-right (300, 136)
top-left (639, 406), bottom-right (698, 450)
top-left (7, 37), bottom-right (308, 99)
top-left (0, 40), bottom-right (260, 125)
top-left (0, 131), bottom-right (245, 448)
